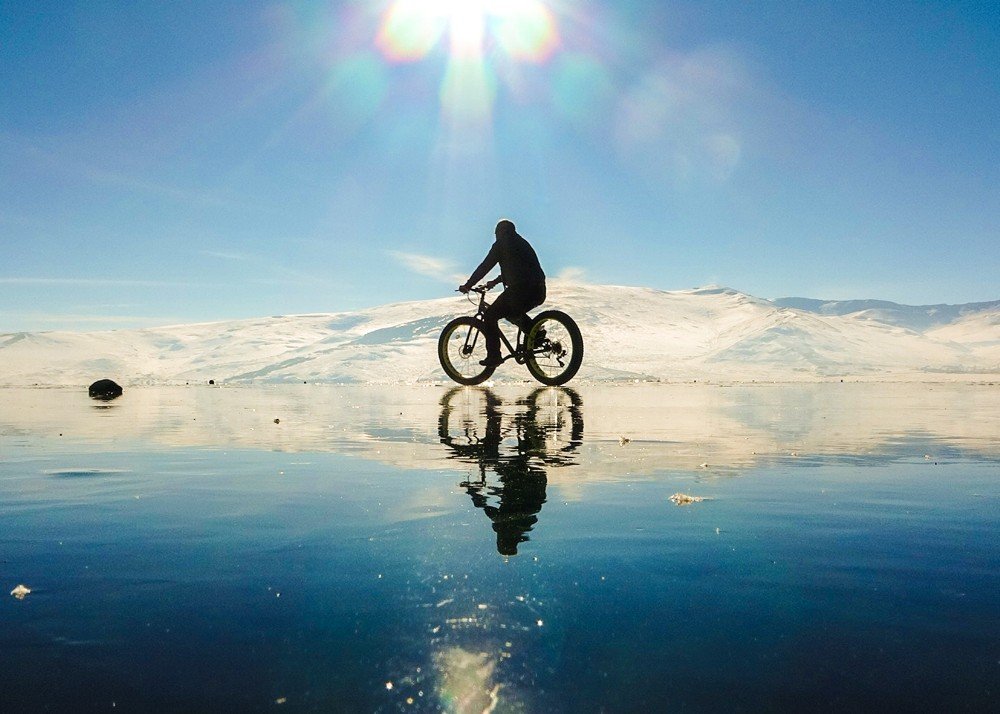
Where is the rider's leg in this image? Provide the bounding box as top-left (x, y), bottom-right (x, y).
top-left (509, 313), bottom-right (532, 334)
top-left (483, 285), bottom-right (546, 364)
top-left (481, 292), bottom-right (511, 365)
top-left (506, 284), bottom-right (546, 342)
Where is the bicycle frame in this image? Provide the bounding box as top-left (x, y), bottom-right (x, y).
top-left (463, 287), bottom-right (532, 365)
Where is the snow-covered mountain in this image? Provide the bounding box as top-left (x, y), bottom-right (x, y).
top-left (1, 285), bottom-right (997, 386)
top-left (772, 297), bottom-right (1000, 332)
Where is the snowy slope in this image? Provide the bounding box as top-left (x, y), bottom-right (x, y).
top-left (1, 285), bottom-right (998, 386)
top-left (772, 297), bottom-right (1000, 332)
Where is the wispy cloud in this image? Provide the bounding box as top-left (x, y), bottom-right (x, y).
top-left (550, 267), bottom-right (591, 285)
top-left (197, 250), bottom-right (330, 285)
top-left (387, 251), bottom-right (466, 284)
top-left (0, 133), bottom-right (236, 209)
top-left (387, 252), bottom-right (592, 288)
top-left (0, 311), bottom-right (183, 330)
top-left (200, 250), bottom-right (253, 262)
top-left (0, 277), bottom-right (194, 287)
top-left (6, 314), bottom-right (177, 324)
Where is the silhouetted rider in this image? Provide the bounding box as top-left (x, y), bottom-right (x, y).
top-left (458, 219), bottom-right (546, 367)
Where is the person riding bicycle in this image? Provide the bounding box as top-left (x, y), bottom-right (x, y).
top-left (458, 219), bottom-right (546, 367)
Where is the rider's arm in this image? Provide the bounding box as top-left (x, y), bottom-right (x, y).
top-left (461, 243), bottom-right (499, 291)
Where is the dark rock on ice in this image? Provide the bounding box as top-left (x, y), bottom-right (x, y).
top-left (88, 379), bottom-right (123, 400)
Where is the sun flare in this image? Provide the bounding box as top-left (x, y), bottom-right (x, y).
top-left (377, 0), bottom-right (558, 63)
top-left (375, 0), bottom-right (560, 125)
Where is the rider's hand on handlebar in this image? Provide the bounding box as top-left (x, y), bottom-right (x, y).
top-left (458, 283), bottom-right (471, 294)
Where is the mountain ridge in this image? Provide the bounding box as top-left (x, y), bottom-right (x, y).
top-left (771, 296), bottom-right (1000, 332)
top-left (1, 284), bottom-right (997, 385)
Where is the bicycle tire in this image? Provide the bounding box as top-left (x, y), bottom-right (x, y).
top-left (438, 316), bottom-right (496, 385)
top-left (526, 387), bottom-right (585, 455)
top-left (524, 311), bottom-right (583, 386)
top-left (437, 386), bottom-right (503, 456)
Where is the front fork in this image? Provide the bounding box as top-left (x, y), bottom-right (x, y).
top-left (462, 325), bottom-right (481, 357)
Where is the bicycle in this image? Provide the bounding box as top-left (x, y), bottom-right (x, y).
top-left (438, 386), bottom-right (584, 465)
top-left (437, 285), bottom-right (584, 386)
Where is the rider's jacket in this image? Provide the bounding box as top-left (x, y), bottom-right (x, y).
top-left (467, 232), bottom-right (546, 292)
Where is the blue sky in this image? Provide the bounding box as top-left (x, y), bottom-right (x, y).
top-left (2, 0), bottom-right (997, 331)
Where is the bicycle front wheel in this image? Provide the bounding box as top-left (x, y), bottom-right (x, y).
top-left (438, 316), bottom-right (496, 385)
top-left (524, 311), bottom-right (583, 386)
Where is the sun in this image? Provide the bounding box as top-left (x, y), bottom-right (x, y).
top-left (445, 2), bottom-right (489, 58)
top-left (376, 0), bottom-right (558, 64)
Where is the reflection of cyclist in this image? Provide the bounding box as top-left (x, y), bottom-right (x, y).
top-left (474, 462), bottom-right (548, 557)
top-left (459, 394), bottom-right (547, 556)
top-left (439, 388), bottom-right (583, 556)
top-left (458, 220), bottom-right (546, 367)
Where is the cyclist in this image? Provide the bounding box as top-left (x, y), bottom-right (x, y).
top-left (458, 219), bottom-right (546, 367)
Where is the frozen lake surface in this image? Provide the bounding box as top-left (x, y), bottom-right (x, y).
top-left (2, 384), bottom-right (998, 711)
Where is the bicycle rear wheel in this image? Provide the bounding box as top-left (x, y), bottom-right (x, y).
top-left (438, 317), bottom-right (496, 385)
top-left (524, 311), bottom-right (583, 386)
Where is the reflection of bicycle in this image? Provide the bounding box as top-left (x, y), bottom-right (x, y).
top-left (438, 285), bottom-right (583, 386)
top-left (437, 386), bottom-right (584, 555)
top-left (438, 386), bottom-right (584, 468)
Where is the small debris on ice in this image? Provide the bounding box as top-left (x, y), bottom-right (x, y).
top-left (618, 436), bottom-right (631, 446)
top-left (669, 493), bottom-right (710, 506)
top-left (699, 462), bottom-right (709, 468)
top-left (10, 584), bottom-right (31, 599)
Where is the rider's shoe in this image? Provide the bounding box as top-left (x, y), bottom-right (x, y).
top-left (479, 354), bottom-right (503, 367)
top-left (532, 328), bottom-right (547, 346)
